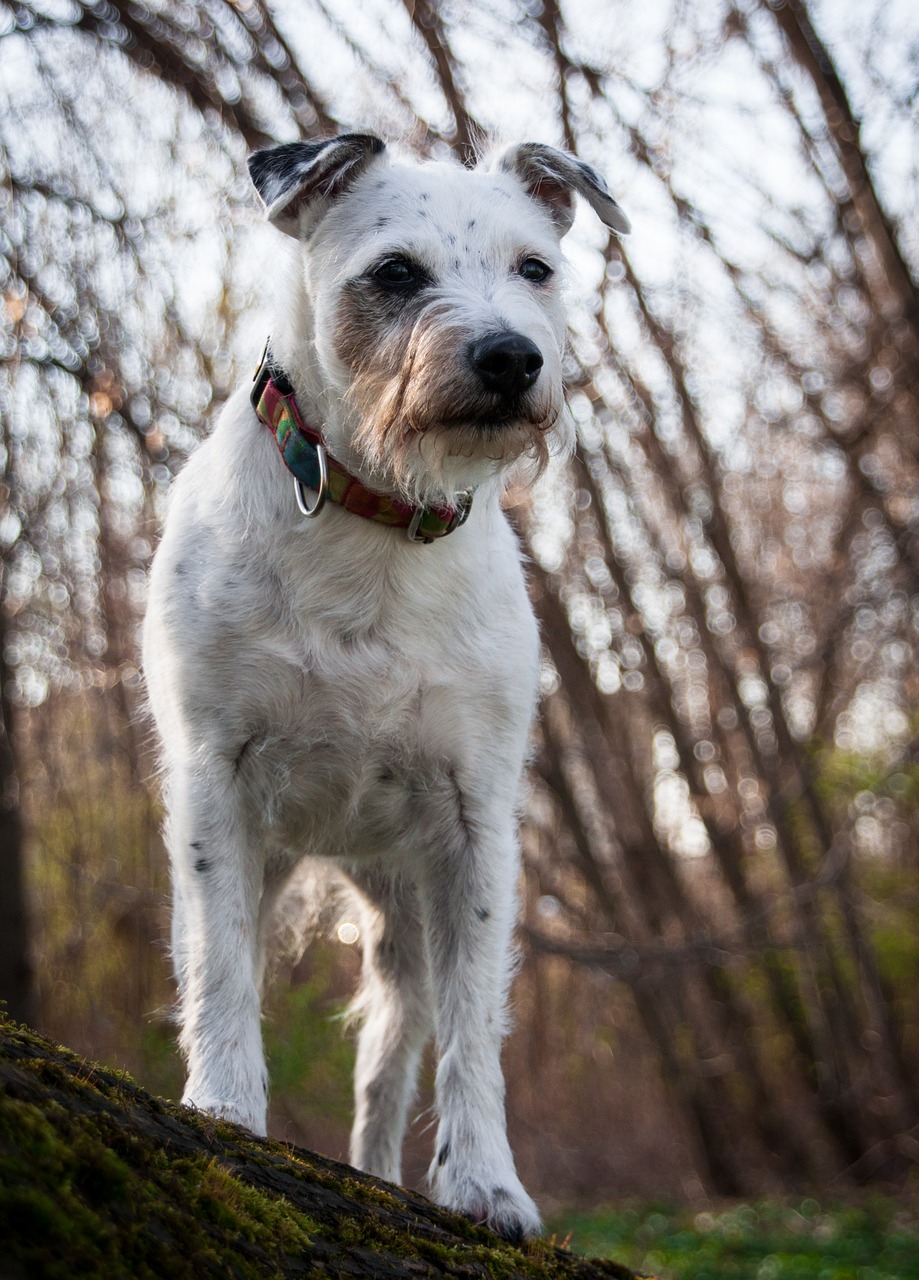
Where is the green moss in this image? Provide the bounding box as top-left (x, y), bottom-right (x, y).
top-left (0, 1093), bottom-right (317, 1279)
top-left (0, 1018), bottom-right (642, 1279)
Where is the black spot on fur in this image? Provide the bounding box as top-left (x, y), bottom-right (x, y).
top-left (190, 841), bottom-right (203, 850)
top-left (174, 561), bottom-right (186, 577)
top-left (194, 858), bottom-right (211, 874)
top-left (467, 219), bottom-right (476, 229)
top-left (419, 191), bottom-right (430, 201)
top-left (437, 1142), bottom-right (450, 1167)
top-left (475, 906), bottom-right (490, 921)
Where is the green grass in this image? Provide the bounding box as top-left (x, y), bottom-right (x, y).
top-left (554, 1199), bottom-right (919, 1280)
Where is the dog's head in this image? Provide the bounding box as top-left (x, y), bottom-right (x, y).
top-left (249, 136), bottom-right (629, 505)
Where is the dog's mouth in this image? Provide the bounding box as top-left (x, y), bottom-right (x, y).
top-left (411, 401), bottom-right (563, 481)
top-left (435, 393), bottom-right (554, 433)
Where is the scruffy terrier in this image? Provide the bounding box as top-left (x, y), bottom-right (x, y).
top-left (143, 134), bottom-right (627, 1241)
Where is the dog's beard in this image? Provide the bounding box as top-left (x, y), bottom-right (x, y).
top-left (344, 310), bottom-right (563, 505)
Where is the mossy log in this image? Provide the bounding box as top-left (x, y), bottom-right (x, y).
top-left (0, 1020), bottom-right (646, 1279)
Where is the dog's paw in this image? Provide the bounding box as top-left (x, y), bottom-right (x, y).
top-left (181, 1090), bottom-right (267, 1137)
top-left (432, 1165), bottom-right (542, 1243)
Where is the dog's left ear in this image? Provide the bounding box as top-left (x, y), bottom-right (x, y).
top-left (248, 134), bottom-right (386, 237)
top-left (493, 143), bottom-right (630, 238)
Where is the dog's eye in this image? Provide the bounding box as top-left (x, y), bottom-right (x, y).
top-left (519, 258), bottom-right (552, 284)
top-left (374, 258), bottom-right (421, 287)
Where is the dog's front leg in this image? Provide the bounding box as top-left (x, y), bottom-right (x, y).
top-left (166, 761), bottom-right (269, 1135)
top-left (418, 807), bottom-right (541, 1242)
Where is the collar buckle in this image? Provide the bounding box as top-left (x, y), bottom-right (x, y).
top-left (251, 340), bottom-right (271, 408)
top-left (406, 489), bottom-right (473, 544)
top-left (406, 509), bottom-right (434, 544)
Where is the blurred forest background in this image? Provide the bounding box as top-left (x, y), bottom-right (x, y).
top-left (2, 0), bottom-right (919, 1214)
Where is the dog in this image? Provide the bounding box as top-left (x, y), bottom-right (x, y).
top-left (143, 133), bottom-right (628, 1241)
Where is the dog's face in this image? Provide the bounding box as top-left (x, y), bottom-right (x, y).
top-left (249, 137), bottom-right (629, 503)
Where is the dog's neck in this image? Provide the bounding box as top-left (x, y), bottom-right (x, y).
top-left (251, 348), bottom-right (473, 543)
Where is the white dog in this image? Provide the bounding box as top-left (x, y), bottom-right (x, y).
top-left (143, 134), bottom-right (627, 1241)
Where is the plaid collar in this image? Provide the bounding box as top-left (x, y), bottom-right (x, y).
top-left (250, 344), bottom-right (473, 544)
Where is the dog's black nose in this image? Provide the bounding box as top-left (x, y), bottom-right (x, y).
top-left (470, 333), bottom-right (544, 397)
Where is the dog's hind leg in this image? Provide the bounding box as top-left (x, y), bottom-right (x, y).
top-left (165, 760), bottom-right (269, 1135)
top-left (344, 867), bottom-right (432, 1186)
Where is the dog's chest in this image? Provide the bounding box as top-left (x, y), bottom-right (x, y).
top-left (232, 564), bottom-right (537, 863)
top-left (242, 639), bottom-right (514, 862)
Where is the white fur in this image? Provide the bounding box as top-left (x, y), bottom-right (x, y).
top-left (144, 139), bottom-right (619, 1241)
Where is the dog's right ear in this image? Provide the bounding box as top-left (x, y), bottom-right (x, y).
top-left (248, 134), bottom-right (386, 238)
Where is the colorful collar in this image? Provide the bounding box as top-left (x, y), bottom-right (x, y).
top-left (250, 345), bottom-right (473, 544)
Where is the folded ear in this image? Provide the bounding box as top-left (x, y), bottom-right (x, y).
top-left (248, 134), bottom-right (386, 237)
top-left (493, 142), bottom-right (630, 238)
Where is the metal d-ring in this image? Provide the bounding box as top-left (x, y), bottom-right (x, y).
top-left (293, 444), bottom-right (329, 519)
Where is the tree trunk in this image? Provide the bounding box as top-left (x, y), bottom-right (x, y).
top-left (0, 580), bottom-right (33, 1027)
